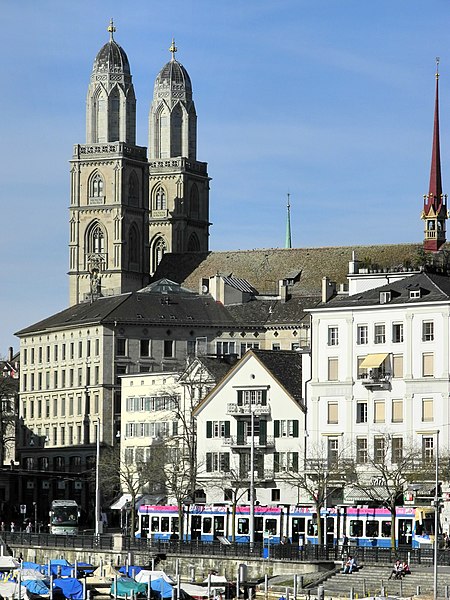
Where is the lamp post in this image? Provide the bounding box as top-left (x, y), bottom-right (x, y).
top-left (433, 430), bottom-right (440, 600)
top-left (95, 417), bottom-right (103, 535)
top-left (249, 409), bottom-right (255, 549)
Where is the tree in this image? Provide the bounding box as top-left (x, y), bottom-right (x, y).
top-left (346, 434), bottom-right (441, 548)
top-left (281, 443), bottom-right (349, 545)
top-left (98, 444), bottom-right (166, 535)
top-left (0, 371), bottom-right (19, 466)
top-left (212, 467), bottom-right (249, 542)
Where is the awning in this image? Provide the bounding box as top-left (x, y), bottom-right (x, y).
top-left (110, 494), bottom-right (132, 510)
top-left (359, 353), bottom-right (389, 369)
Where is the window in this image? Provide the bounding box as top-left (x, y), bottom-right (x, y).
top-left (422, 353), bottom-right (434, 377)
top-left (140, 339), bottom-right (150, 357)
top-left (392, 323), bottom-right (404, 343)
top-left (422, 321), bottom-right (434, 342)
top-left (274, 452), bottom-right (299, 472)
top-left (374, 401), bottom-right (385, 423)
top-left (357, 325), bottom-right (368, 345)
top-left (327, 438), bottom-right (338, 466)
top-left (357, 357), bottom-right (366, 379)
top-left (328, 358), bottom-right (338, 381)
top-left (366, 520), bottom-right (379, 537)
top-left (374, 436), bottom-right (386, 464)
top-left (349, 520), bottom-right (363, 537)
top-left (117, 338), bottom-right (126, 356)
top-left (272, 343), bottom-right (281, 351)
top-left (206, 421), bottom-right (230, 438)
top-left (392, 399), bottom-right (403, 423)
top-left (88, 222), bottom-right (105, 253)
top-left (90, 172), bottom-right (104, 199)
top-left (328, 326), bottom-right (338, 346)
top-left (374, 324), bottom-right (385, 344)
top-left (422, 398), bottom-right (433, 422)
top-left (163, 340), bottom-right (174, 358)
top-left (53, 398), bottom-right (58, 417)
top-left (78, 341), bottom-right (83, 358)
top-left (327, 402), bottom-right (338, 424)
top-left (356, 438), bottom-right (368, 464)
top-left (154, 185), bottom-right (167, 210)
top-left (392, 354), bottom-right (403, 378)
top-left (274, 420), bottom-right (299, 438)
top-left (271, 489), bottom-right (281, 502)
top-left (423, 436), bottom-right (434, 462)
top-left (392, 437), bottom-right (403, 463)
top-left (216, 341), bottom-right (236, 355)
top-left (241, 342), bottom-right (260, 355)
top-left (206, 452), bottom-right (230, 472)
top-left (380, 291), bottom-right (391, 304)
top-left (356, 402), bottom-right (367, 423)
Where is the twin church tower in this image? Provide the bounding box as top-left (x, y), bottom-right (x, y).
top-left (68, 22), bottom-right (210, 305)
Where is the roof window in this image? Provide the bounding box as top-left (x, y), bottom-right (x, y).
top-left (379, 291), bottom-right (391, 304)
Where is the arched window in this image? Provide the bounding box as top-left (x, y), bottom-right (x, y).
top-left (171, 103), bottom-right (183, 157)
top-left (39, 457), bottom-right (49, 471)
top-left (87, 222), bottom-right (106, 254)
top-left (152, 237), bottom-right (166, 271)
top-left (190, 184), bottom-right (199, 218)
top-left (70, 456), bottom-right (82, 471)
top-left (86, 455), bottom-right (96, 470)
top-left (128, 171), bottom-right (139, 206)
top-left (129, 225), bottom-right (139, 264)
top-left (154, 186), bottom-right (167, 210)
top-left (89, 171), bottom-right (104, 201)
top-left (187, 233), bottom-right (200, 251)
top-left (108, 87), bottom-right (120, 141)
top-left (54, 456), bottom-right (65, 472)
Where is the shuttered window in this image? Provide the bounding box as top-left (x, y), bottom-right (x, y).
top-left (392, 399), bottom-right (403, 423)
top-left (422, 353), bottom-right (434, 377)
top-left (422, 398), bottom-right (433, 422)
top-left (327, 402), bottom-right (338, 424)
top-left (374, 401), bottom-right (385, 423)
top-left (392, 355), bottom-right (403, 378)
top-left (328, 358), bottom-right (338, 381)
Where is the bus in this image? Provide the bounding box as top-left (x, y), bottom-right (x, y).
top-left (49, 500), bottom-right (79, 535)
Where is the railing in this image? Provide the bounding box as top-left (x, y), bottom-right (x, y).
top-left (360, 372), bottom-right (391, 387)
top-left (2, 531), bottom-right (114, 550)
top-left (223, 436), bottom-right (275, 448)
top-left (226, 404), bottom-right (271, 416)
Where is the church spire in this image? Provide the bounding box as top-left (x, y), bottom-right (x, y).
top-left (285, 193), bottom-right (292, 249)
top-left (422, 58), bottom-right (448, 252)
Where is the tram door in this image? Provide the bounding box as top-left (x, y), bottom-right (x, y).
top-left (326, 517), bottom-right (335, 546)
top-left (191, 516), bottom-right (202, 540)
top-left (213, 516), bottom-right (225, 539)
top-left (398, 518), bottom-right (413, 546)
top-left (292, 517), bottom-right (305, 544)
top-left (255, 517), bottom-right (264, 542)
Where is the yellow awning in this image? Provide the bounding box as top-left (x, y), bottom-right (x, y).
top-left (359, 353), bottom-right (389, 369)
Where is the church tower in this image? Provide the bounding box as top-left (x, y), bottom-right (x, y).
top-left (148, 40), bottom-right (210, 275)
top-left (422, 59), bottom-right (448, 252)
top-left (69, 21), bottom-right (149, 305)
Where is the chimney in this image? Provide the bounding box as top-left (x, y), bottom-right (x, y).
top-left (278, 279), bottom-right (288, 303)
top-left (348, 250), bottom-right (359, 275)
top-left (322, 277), bottom-right (336, 303)
top-left (8, 347), bottom-right (13, 362)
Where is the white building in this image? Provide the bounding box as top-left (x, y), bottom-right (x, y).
top-left (194, 349), bottom-right (306, 506)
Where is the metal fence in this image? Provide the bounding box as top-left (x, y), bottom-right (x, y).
top-left (1, 531), bottom-right (114, 550)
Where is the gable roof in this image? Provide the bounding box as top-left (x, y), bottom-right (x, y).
top-left (152, 244), bottom-right (423, 295)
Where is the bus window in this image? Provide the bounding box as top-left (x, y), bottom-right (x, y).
top-left (161, 517), bottom-right (170, 532)
top-left (203, 517), bottom-right (212, 533)
top-left (381, 521), bottom-right (391, 538)
top-left (349, 520), bottom-right (363, 537)
top-left (366, 520), bottom-right (379, 538)
top-left (151, 517), bottom-right (159, 532)
top-left (238, 518), bottom-right (249, 534)
top-left (172, 517), bottom-right (179, 532)
top-left (266, 519), bottom-right (277, 535)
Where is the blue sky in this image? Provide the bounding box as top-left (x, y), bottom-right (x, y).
top-left (1, 0), bottom-right (450, 352)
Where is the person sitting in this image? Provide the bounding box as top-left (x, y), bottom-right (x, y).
top-left (343, 556), bottom-right (357, 574)
top-left (402, 562), bottom-right (411, 576)
top-left (388, 560), bottom-right (402, 580)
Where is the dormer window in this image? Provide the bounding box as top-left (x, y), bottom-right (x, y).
top-left (410, 289), bottom-right (421, 299)
top-left (379, 291), bottom-right (391, 304)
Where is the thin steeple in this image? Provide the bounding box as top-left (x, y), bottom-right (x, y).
top-left (285, 193), bottom-right (292, 249)
top-left (422, 57), bottom-right (448, 252)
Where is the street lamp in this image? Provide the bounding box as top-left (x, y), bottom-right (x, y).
top-left (249, 408), bottom-right (255, 548)
top-left (95, 417), bottom-right (103, 535)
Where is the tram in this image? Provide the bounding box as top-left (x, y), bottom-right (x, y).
top-left (137, 503), bottom-right (436, 548)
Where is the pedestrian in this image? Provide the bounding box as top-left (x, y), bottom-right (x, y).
top-left (10, 522), bottom-right (15, 533)
top-left (0, 522), bottom-right (5, 532)
top-left (25, 522), bottom-right (32, 534)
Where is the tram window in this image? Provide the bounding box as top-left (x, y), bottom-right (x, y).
top-left (161, 517), bottom-right (170, 532)
top-left (203, 517), bottom-right (212, 533)
top-left (349, 520), bottom-right (363, 537)
top-left (266, 519), bottom-right (277, 535)
top-left (381, 521), bottom-right (391, 537)
top-left (151, 517), bottom-right (159, 532)
top-left (307, 520), bottom-right (318, 536)
top-left (172, 517), bottom-right (179, 532)
top-left (366, 520), bottom-right (379, 537)
top-left (142, 515), bottom-right (149, 532)
top-left (238, 518), bottom-right (249, 534)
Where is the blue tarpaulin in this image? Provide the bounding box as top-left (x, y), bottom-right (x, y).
top-left (150, 577), bottom-right (174, 599)
top-left (54, 577), bottom-right (84, 600)
top-left (22, 562), bottom-right (41, 571)
top-left (21, 579), bottom-right (50, 595)
top-left (119, 565), bottom-right (143, 577)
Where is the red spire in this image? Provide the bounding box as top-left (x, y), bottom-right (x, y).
top-left (427, 63), bottom-right (443, 208)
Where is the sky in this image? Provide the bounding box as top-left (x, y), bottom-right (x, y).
top-left (1, 0), bottom-right (450, 353)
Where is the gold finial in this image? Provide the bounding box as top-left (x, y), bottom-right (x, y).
top-left (108, 18), bottom-right (116, 41)
top-left (436, 56), bottom-right (440, 79)
top-left (169, 37), bottom-right (177, 60)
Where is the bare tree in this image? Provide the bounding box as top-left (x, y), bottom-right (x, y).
top-left (0, 373), bottom-right (19, 466)
top-left (210, 467), bottom-right (249, 542)
top-left (163, 445), bottom-right (197, 540)
top-left (346, 434), bottom-right (441, 548)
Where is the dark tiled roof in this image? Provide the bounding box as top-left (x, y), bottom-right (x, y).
top-left (16, 289), bottom-right (236, 336)
top-left (152, 244), bottom-right (423, 295)
top-left (321, 271), bottom-right (450, 309)
top-left (226, 296), bottom-right (320, 327)
top-left (196, 356), bottom-right (236, 383)
top-left (251, 349), bottom-right (303, 406)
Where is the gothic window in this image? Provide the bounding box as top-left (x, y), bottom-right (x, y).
top-left (128, 171), bottom-right (139, 206)
top-left (171, 104), bottom-right (183, 157)
top-left (190, 184), bottom-right (199, 218)
top-left (152, 237), bottom-right (166, 271)
top-left (129, 225), bottom-right (139, 264)
top-left (89, 171), bottom-right (104, 201)
top-left (108, 87), bottom-right (120, 141)
top-left (87, 222), bottom-right (106, 254)
top-left (154, 186), bottom-right (167, 210)
top-left (187, 233), bottom-right (200, 251)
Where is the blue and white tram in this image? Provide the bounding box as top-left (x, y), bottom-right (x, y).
top-left (137, 504), bottom-right (436, 548)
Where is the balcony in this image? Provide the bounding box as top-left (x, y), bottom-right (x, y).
top-left (226, 403), bottom-right (271, 417)
top-left (223, 436), bottom-right (275, 449)
top-left (237, 469), bottom-right (275, 482)
top-left (360, 371), bottom-right (391, 389)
